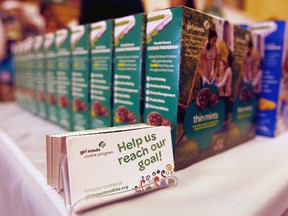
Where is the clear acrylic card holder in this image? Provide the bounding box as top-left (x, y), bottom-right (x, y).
top-left (60, 155), bottom-right (178, 215)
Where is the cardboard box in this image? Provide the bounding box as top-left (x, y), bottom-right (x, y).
top-left (25, 38), bottom-right (37, 114)
top-left (227, 25), bottom-right (261, 146)
top-left (19, 40), bottom-right (28, 109)
top-left (13, 42), bottom-right (21, 105)
top-left (56, 29), bottom-right (73, 130)
top-left (44, 33), bottom-right (58, 123)
top-left (243, 21), bottom-right (288, 137)
top-left (113, 14), bottom-right (146, 126)
top-left (18, 41), bottom-right (26, 107)
top-left (34, 35), bottom-right (48, 119)
top-left (22, 39), bottom-right (32, 110)
top-left (89, 20), bottom-right (113, 128)
top-left (71, 24), bottom-right (90, 130)
top-left (143, 6), bottom-right (257, 170)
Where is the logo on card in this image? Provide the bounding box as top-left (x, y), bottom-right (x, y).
top-left (80, 143), bottom-right (113, 158)
top-left (80, 148), bottom-right (100, 155)
top-left (99, 141), bottom-right (106, 148)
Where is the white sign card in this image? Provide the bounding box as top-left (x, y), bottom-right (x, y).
top-left (66, 126), bottom-right (175, 209)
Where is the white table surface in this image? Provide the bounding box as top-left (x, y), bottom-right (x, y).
top-left (1, 102), bottom-right (288, 216)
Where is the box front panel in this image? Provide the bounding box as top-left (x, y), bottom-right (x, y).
top-left (71, 25), bottom-right (90, 130)
top-left (57, 29), bottom-right (73, 130)
top-left (144, 7), bottom-right (182, 147)
top-left (176, 9), bottom-right (227, 169)
top-left (45, 33), bottom-right (58, 123)
top-left (35, 36), bottom-right (47, 119)
top-left (90, 20), bottom-right (113, 129)
top-left (113, 14), bottom-right (145, 126)
top-left (230, 26), bottom-right (257, 145)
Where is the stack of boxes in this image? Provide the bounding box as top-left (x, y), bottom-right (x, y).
top-left (13, 6), bottom-right (286, 171)
top-left (242, 21), bottom-right (288, 137)
top-left (143, 7), bottom-right (258, 169)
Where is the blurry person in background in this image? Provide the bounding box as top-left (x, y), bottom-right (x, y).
top-left (0, 1), bottom-right (20, 101)
top-left (79, 0), bottom-right (144, 24)
top-left (0, 0), bottom-right (44, 101)
top-left (1, 1), bottom-right (23, 41)
top-left (0, 18), bottom-right (6, 62)
top-left (1, 0), bottom-right (43, 39)
top-left (170, 0), bottom-right (195, 8)
top-left (40, 3), bottom-right (64, 33)
top-left (0, 17), bottom-right (12, 101)
top-left (203, 0), bottom-right (223, 17)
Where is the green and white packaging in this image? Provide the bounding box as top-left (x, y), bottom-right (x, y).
top-left (71, 24), bottom-right (90, 130)
top-left (44, 33), bottom-right (58, 123)
top-left (14, 42), bottom-right (23, 106)
top-left (56, 29), bottom-right (73, 130)
top-left (242, 21), bottom-right (288, 137)
top-left (143, 6), bottom-right (257, 170)
top-left (31, 37), bottom-right (38, 114)
top-left (89, 20), bottom-right (113, 128)
top-left (20, 41), bottom-right (27, 108)
top-left (229, 25), bottom-right (257, 146)
top-left (113, 13), bottom-right (146, 126)
top-left (34, 35), bottom-right (47, 119)
top-left (22, 39), bottom-right (32, 110)
top-left (21, 40), bottom-right (28, 109)
top-left (14, 42), bottom-right (24, 106)
top-left (12, 44), bottom-right (19, 103)
top-left (25, 38), bottom-right (36, 113)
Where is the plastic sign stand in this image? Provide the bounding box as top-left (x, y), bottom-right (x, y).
top-left (60, 155), bottom-right (178, 214)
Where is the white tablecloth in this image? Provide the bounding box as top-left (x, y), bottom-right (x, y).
top-left (1, 102), bottom-right (288, 216)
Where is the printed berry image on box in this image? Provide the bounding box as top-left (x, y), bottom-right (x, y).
top-left (90, 20), bottom-right (113, 128)
top-left (56, 29), bottom-right (72, 130)
top-left (113, 14), bottom-right (146, 126)
top-left (44, 33), bottom-right (58, 123)
top-left (143, 6), bottom-right (257, 170)
top-left (71, 24), bottom-right (90, 130)
top-left (34, 35), bottom-right (47, 119)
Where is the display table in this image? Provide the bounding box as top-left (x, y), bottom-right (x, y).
top-left (1, 102), bottom-right (288, 216)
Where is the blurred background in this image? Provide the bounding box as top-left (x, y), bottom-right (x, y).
top-left (0, 0), bottom-right (287, 101)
